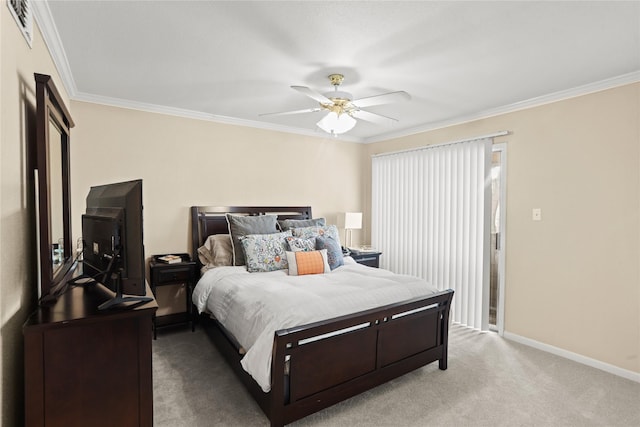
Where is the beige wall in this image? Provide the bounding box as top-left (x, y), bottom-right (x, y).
top-left (0, 10), bottom-right (71, 427)
top-left (363, 83), bottom-right (640, 375)
top-left (69, 102), bottom-right (365, 259)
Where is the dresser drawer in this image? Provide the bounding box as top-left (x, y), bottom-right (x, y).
top-left (354, 256), bottom-right (378, 267)
top-left (155, 267), bottom-right (191, 284)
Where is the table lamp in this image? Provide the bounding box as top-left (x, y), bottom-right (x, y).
top-left (343, 212), bottom-right (362, 249)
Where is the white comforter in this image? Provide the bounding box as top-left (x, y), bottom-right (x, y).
top-left (192, 257), bottom-right (439, 392)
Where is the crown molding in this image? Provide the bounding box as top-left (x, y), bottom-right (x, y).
top-left (33, 0), bottom-right (638, 144)
top-left (72, 71), bottom-right (640, 145)
top-left (365, 71), bottom-right (640, 143)
top-left (31, 0), bottom-right (78, 96)
top-left (32, 3), bottom-right (361, 144)
top-left (72, 92), bottom-right (363, 143)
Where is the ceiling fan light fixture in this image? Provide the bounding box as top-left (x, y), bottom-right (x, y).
top-left (317, 111), bottom-right (356, 136)
top-left (262, 74), bottom-right (407, 136)
top-left (323, 90), bottom-right (352, 102)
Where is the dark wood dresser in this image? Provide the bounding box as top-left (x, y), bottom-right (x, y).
top-left (23, 277), bottom-right (157, 427)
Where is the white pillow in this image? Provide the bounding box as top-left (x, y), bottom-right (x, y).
top-left (197, 234), bottom-right (233, 269)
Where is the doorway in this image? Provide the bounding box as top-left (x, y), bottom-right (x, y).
top-left (489, 144), bottom-right (506, 334)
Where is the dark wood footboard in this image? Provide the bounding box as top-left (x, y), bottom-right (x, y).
top-left (201, 288), bottom-right (453, 426)
top-left (269, 289), bottom-right (453, 426)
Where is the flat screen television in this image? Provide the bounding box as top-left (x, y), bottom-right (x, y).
top-left (81, 179), bottom-right (152, 310)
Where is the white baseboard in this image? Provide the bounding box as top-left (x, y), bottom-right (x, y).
top-left (503, 331), bottom-right (640, 383)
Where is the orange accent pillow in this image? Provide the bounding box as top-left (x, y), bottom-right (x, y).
top-left (286, 250), bottom-right (331, 276)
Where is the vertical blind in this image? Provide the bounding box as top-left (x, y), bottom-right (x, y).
top-left (371, 138), bottom-right (491, 330)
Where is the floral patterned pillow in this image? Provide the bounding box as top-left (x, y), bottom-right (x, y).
top-left (285, 236), bottom-right (316, 252)
top-left (240, 231), bottom-right (292, 273)
top-left (292, 224), bottom-right (341, 247)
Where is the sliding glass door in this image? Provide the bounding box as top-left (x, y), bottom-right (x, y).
top-left (490, 143), bottom-right (507, 335)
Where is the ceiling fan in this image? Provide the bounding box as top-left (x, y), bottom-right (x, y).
top-left (260, 74), bottom-right (410, 136)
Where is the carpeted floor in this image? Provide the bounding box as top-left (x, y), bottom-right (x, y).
top-left (152, 324), bottom-right (640, 426)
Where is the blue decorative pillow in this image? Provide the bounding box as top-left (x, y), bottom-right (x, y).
top-left (315, 235), bottom-right (344, 270)
top-left (285, 236), bottom-right (316, 252)
top-left (240, 231), bottom-right (292, 273)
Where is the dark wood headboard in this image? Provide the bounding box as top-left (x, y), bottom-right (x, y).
top-left (190, 206), bottom-right (312, 264)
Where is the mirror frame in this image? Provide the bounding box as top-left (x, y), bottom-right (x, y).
top-left (35, 73), bottom-right (75, 298)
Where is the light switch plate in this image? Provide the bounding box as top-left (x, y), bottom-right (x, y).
top-left (532, 208), bottom-right (542, 221)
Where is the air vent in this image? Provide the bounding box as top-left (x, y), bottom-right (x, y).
top-left (7, 0), bottom-right (33, 47)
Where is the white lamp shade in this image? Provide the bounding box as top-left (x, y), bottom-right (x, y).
top-left (344, 212), bottom-right (363, 230)
top-left (317, 112), bottom-right (356, 135)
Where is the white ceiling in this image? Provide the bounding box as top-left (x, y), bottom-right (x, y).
top-left (38, 1), bottom-right (640, 143)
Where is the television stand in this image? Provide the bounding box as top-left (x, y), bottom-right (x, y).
top-left (99, 271), bottom-right (154, 311)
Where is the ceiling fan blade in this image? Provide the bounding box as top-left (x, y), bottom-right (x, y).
top-left (291, 85), bottom-right (333, 104)
top-left (351, 109), bottom-right (399, 126)
top-left (259, 107), bottom-right (321, 117)
top-left (352, 91), bottom-right (410, 108)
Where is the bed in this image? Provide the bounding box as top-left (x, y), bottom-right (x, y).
top-left (190, 206), bottom-right (454, 426)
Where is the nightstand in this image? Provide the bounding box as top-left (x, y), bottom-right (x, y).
top-left (349, 250), bottom-right (382, 268)
top-left (149, 254), bottom-right (197, 338)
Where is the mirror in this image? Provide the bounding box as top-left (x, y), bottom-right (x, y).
top-left (35, 73), bottom-right (74, 298)
top-left (49, 120), bottom-right (64, 276)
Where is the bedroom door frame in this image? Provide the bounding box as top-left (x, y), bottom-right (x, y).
top-left (491, 143), bottom-right (507, 336)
